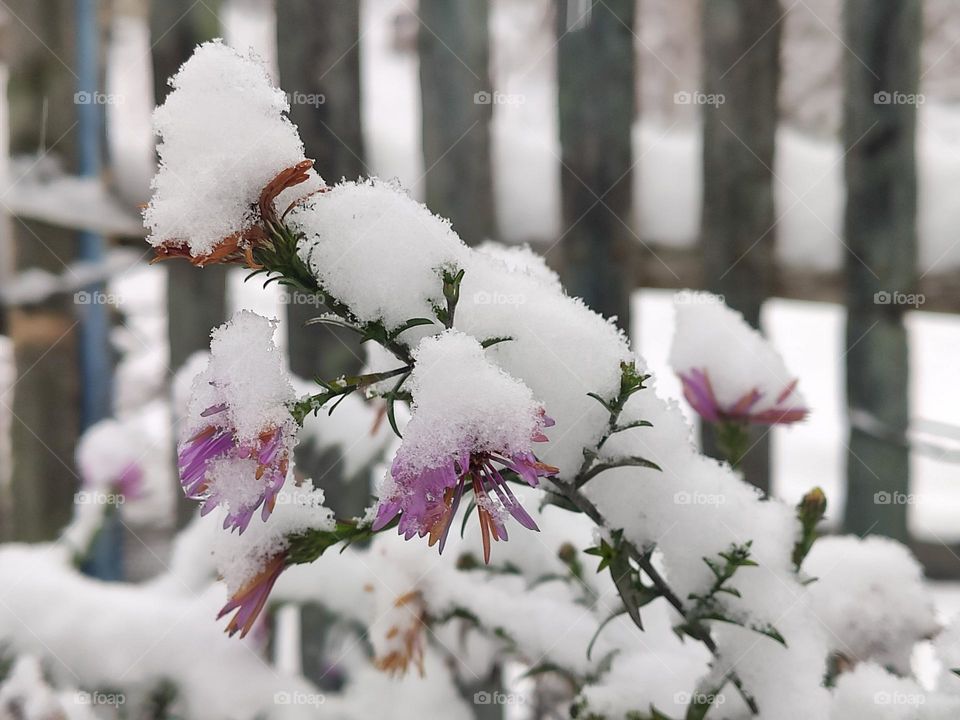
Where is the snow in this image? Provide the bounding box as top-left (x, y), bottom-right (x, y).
top-left (360, 0), bottom-right (424, 198)
top-left (0, 543), bottom-right (321, 720)
top-left (105, 11), bottom-right (156, 208)
top-left (0, 656), bottom-right (97, 720)
top-left (635, 289), bottom-right (960, 543)
top-left (806, 535), bottom-right (939, 674)
top-left (669, 291), bottom-right (807, 414)
top-left (145, 41), bottom-right (318, 256)
top-left (185, 311), bottom-right (295, 442)
top-left (292, 178), bottom-right (466, 332)
top-left (212, 479), bottom-right (334, 596)
top-left (454, 248), bottom-right (631, 477)
top-left (5, 6), bottom-right (960, 718)
top-left (396, 331), bottom-right (545, 473)
top-left (829, 663), bottom-right (932, 720)
top-left (0, 247), bottom-right (144, 307)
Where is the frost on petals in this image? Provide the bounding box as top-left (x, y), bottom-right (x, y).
top-left (669, 292), bottom-right (808, 425)
top-left (178, 311), bottom-right (297, 533)
top-left (144, 41), bottom-right (322, 264)
top-left (372, 331), bottom-right (556, 562)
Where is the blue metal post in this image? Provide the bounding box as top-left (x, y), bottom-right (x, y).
top-left (76, 0), bottom-right (121, 580)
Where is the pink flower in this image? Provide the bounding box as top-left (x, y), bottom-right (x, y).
top-left (218, 553), bottom-right (287, 638)
top-left (177, 405), bottom-right (292, 533)
top-left (679, 369), bottom-right (807, 425)
top-left (373, 414), bottom-right (557, 563)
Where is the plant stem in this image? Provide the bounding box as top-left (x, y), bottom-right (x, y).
top-left (552, 477), bottom-right (759, 716)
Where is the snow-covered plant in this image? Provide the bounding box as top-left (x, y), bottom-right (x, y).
top-left (140, 42), bottom-right (960, 719)
top-left (179, 311), bottom-right (298, 533)
top-left (670, 292), bottom-right (808, 466)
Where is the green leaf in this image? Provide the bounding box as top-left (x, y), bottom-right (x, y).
top-left (613, 419), bottom-right (654, 433)
top-left (390, 317), bottom-right (436, 337)
top-left (587, 609), bottom-right (627, 660)
top-left (480, 336), bottom-right (514, 349)
top-left (586, 392), bottom-right (613, 412)
top-left (303, 314), bottom-right (362, 333)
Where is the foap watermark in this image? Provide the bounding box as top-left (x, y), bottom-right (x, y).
top-left (874, 290), bottom-right (924, 308)
top-left (675, 290), bottom-right (725, 306)
top-left (474, 90), bottom-right (525, 106)
top-left (287, 90), bottom-right (325, 107)
top-left (873, 91), bottom-right (924, 106)
top-left (474, 691), bottom-right (526, 706)
top-left (874, 691), bottom-right (925, 707)
top-left (75, 490), bottom-right (126, 506)
top-left (275, 489), bottom-right (327, 508)
top-left (674, 491), bottom-right (725, 507)
top-left (674, 691), bottom-right (726, 708)
top-left (74, 91), bottom-right (124, 106)
top-left (874, 491), bottom-right (922, 506)
top-left (473, 290), bottom-right (526, 306)
top-left (674, 90), bottom-right (725, 107)
top-left (280, 291), bottom-right (325, 307)
top-left (274, 691), bottom-right (326, 707)
top-left (75, 290), bottom-right (122, 306)
top-left (74, 691), bottom-right (126, 707)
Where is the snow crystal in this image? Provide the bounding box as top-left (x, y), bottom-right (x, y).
top-left (669, 291), bottom-right (807, 415)
top-left (806, 535), bottom-right (939, 674)
top-left (185, 311), bottom-right (295, 442)
top-left (291, 178), bottom-right (466, 332)
top-left (145, 41), bottom-right (320, 256)
top-left (394, 331), bottom-right (544, 473)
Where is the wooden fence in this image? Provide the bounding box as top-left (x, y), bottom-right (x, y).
top-left (0, 0), bottom-right (955, 579)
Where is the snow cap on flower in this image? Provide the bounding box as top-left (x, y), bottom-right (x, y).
top-left (374, 331), bottom-right (556, 561)
top-left (669, 292), bottom-right (807, 424)
top-left (186, 311), bottom-right (295, 442)
top-left (397, 331), bottom-right (549, 471)
top-left (179, 311), bottom-right (298, 532)
top-left (76, 418), bottom-right (145, 500)
top-left (145, 41), bottom-right (322, 260)
top-left (291, 178), bottom-right (466, 332)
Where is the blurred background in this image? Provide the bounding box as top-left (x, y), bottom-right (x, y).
top-left (0, 0), bottom-right (957, 642)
